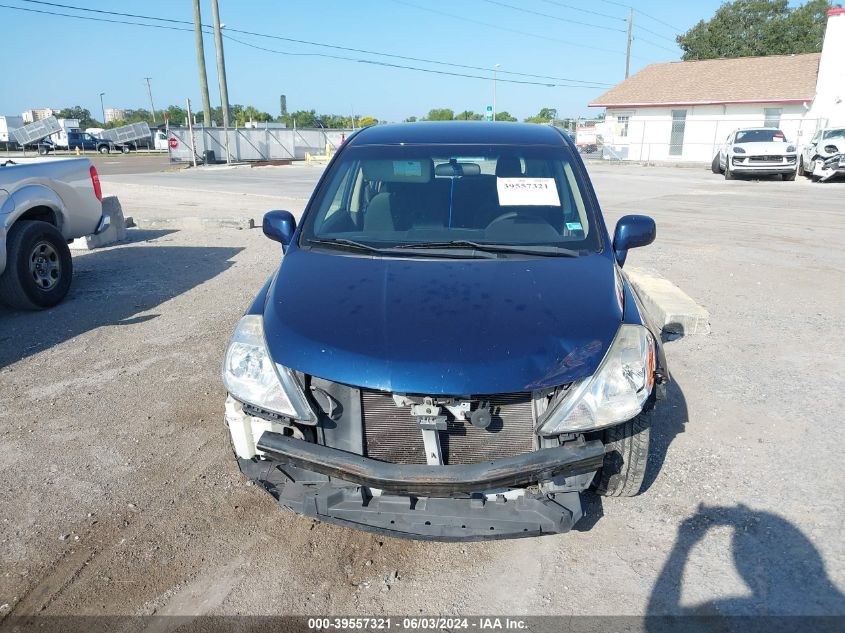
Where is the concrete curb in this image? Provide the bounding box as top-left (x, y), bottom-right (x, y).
top-left (69, 196), bottom-right (127, 250)
top-left (626, 268), bottom-right (711, 336)
top-left (131, 216), bottom-right (255, 230)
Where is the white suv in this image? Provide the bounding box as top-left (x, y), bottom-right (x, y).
top-left (712, 128), bottom-right (798, 181)
top-left (798, 127), bottom-right (845, 179)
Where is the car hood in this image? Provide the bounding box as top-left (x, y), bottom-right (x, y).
top-left (263, 248), bottom-right (622, 395)
top-left (734, 142), bottom-right (794, 154)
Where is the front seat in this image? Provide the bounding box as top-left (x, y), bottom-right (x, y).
top-left (363, 192), bottom-right (395, 232)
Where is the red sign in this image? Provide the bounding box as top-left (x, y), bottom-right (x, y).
top-left (169, 137), bottom-right (178, 149)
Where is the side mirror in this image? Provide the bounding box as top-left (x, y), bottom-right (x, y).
top-left (263, 210), bottom-right (296, 248)
top-left (613, 214), bottom-right (656, 267)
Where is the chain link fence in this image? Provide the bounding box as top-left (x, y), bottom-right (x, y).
top-left (578, 116), bottom-right (827, 164)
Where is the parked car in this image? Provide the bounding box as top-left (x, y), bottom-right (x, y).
top-left (712, 128), bottom-right (798, 180)
top-left (0, 158), bottom-right (109, 309)
top-left (65, 131), bottom-right (130, 154)
top-left (798, 127), bottom-right (845, 180)
top-left (221, 122), bottom-right (669, 540)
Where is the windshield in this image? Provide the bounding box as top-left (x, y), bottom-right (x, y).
top-left (823, 129), bottom-right (845, 140)
top-left (735, 129), bottom-right (786, 143)
top-left (300, 143), bottom-right (600, 255)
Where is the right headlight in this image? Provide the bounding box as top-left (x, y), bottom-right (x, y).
top-left (222, 315), bottom-right (315, 423)
top-left (732, 147), bottom-right (746, 154)
top-left (538, 325), bottom-right (655, 436)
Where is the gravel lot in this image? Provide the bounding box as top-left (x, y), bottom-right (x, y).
top-left (1, 163), bottom-right (844, 622)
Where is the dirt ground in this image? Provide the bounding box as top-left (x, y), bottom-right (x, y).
top-left (1, 163), bottom-right (844, 624)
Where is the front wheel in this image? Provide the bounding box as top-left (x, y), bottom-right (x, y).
top-left (711, 154), bottom-right (722, 174)
top-left (594, 409), bottom-right (652, 497)
top-left (0, 220), bottom-right (73, 310)
top-left (724, 162), bottom-right (735, 180)
top-left (782, 170), bottom-right (796, 181)
top-left (98, 145), bottom-right (110, 154)
top-left (797, 157), bottom-right (806, 177)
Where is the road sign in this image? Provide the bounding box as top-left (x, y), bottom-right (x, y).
top-left (12, 116), bottom-right (62, 145)
top-left (169, 137), bottom-right (178, 149)
top-left (485, 105), bottom-right (493, 122)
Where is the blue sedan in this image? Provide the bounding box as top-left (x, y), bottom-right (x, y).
top-left (222, 121), bottom-right (668, 540)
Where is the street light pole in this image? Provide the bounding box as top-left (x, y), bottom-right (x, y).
top-left (493, 63), bottom-right (500, 122)
top-left (99, 92), bottom-right (106, 125)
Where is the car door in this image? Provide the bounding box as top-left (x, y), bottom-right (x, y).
top-left (805, 132), bottom-right (820, 164)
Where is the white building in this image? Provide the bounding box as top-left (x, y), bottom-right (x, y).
top-left (105, 108), bottom-right (127, 123)
top-left (589, 7), bottom-right (845, 162)
top-left (21, 108), bottom-right (56, 123)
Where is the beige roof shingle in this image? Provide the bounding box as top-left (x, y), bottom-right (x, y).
top-left (590, 53), bottom-right (820, 107)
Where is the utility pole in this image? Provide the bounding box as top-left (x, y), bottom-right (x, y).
top-left (192, 0), bottom-right (212, 127)
top-left (625, 9), bottom-right (633, 79)
top-left (210, 0), bottom-right (231, 162)
top-left (99, 92), bottom-right (106, 125)
top-left (493, 63), bottom-right (500, 121)
top-left (144, 77), bottom-right (157, 123)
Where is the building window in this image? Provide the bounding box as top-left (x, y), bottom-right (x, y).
top-left (616, 115), bottom-right (630, 138)
top-left (764, 108), bottom-right (782, 128)
top-left (669, 109), bottom-right (687, 156)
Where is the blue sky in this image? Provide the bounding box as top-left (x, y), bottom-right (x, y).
top-left (0, 0), bottom-right (726, 121)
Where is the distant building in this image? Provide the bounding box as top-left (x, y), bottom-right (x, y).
top-left (105, 108), bottom-right (127, 123)
top-left (589, 8), bottom-right (845, 161)
top-left (21, 108), bottom-right (56, 123)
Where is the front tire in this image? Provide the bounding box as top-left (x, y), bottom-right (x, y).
top-left (782, 170), bottom-right (796, 181)
top-left (711, 154), bottom-right (722, 174)
top-left (724, 161), bottom-right (735, 180)
top-left (0, 220), bottom-right (73, 310)
top-left (797, 157), bottom-right (806, 177)
top-left (98, 145), bottom-right (110, 154)
top-left (594, 410), bottom-right (651, 497)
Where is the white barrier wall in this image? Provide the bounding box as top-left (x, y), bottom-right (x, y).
top-left (167, 127), bottom-right (354, 162)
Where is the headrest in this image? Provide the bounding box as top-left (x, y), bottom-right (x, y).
top-left (496, 156), bottom-right (523, 177)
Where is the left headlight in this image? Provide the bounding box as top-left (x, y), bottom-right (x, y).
top-left (732, 147), bottom-right (746, 154)
top-left (222, 315), bottom-right (316, 423)
top-left (538, 325), bottom-right (656, 436)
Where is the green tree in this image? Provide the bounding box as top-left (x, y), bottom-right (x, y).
top-left (677, 0), bottom-right (831, 60)
top-left (494, 111), bottom-right (518, 122)
top-left (356, 116), bottom-right (378, 127)
top-left (423, 108), bottom-right (456, 121)
top-left (524, 107), bottom-right (558, 124)
top-left (56, 106), bottom-right (99, 127)
top-left (404, 116), bottom-right (418, 123)
top-left (456, 110), bottom-right (484, 120)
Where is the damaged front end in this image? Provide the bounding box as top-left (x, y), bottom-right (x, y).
top-left (811, 151), bottom-right (845, 182)
top-left (223, 314), bottom-right (662, 540)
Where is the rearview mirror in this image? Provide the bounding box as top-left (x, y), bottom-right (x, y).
top-left (613, 214), bottom-right (656, 267)
top-left (263, 210), bottom-right (296, 249)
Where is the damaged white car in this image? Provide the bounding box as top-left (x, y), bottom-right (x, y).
top-left (798, 127), bottom-right (845, 182)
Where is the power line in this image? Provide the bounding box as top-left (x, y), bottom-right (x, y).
top-left (13, 0), bottom-right (611, 86)
top-left (596, 0), bottom-right (683, 33)
top-left (480, 0), bottom-right (628, 33)
top-left (0, 3), bottom-right (608, 90)
top-left (634, 34), bottom-right (678, 54)
top-left (392, 0), bottom-right (640, 59)
top-left (538, 0), bottom-right (625, 22)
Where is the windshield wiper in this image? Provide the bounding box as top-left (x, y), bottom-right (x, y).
top-left (306, 237), bottom-right (496, 258)
top-left (393, 240), bottom-right (580, 257)
top-left (307, 237), bottom-right (386, 253)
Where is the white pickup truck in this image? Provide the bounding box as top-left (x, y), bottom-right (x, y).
top-left (0, 158), bottom-right (108, 310)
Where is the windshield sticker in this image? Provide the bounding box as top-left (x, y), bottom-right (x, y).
top-left (497, 177), bottom-right (561, 206)
top-left (566, 222), bottom-right (583, 231)
top-left (393, 160), bottom-right (422, 177)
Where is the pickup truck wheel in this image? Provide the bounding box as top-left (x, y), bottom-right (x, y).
top-left (594, 409), bottom-right (651, 497)
top-left (98, 145), bottom-right (110, 154)
top-left (0, 220), bottom-right (73, 310)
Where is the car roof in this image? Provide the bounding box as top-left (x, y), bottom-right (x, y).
top-left (734, 127), bottom-right (783, 132)
top-left (348, 121), bottom-right (568, 146)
